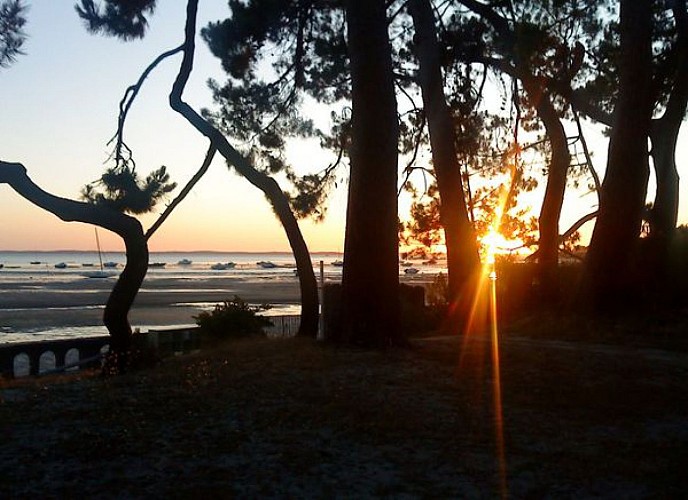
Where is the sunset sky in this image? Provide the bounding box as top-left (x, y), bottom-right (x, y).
top-left (1, 3), bottom-right (687, 253)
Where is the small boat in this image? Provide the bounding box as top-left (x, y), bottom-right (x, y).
top-left (54, 262), bottom-right (67, 269)
top-left (148, 262), bottom-right (166, 268)
top-left (82, 270), bottom-right (117, 279)
top-left (211, 262), bottom-right (236, 271)
top-left (30, 261), bottom-right (41, 265)
top-left (177, 259), bottom-right (193, 266)
top-left (404, 267), bottom-right (419, 275)
top-left (82, 263), bottom-right (95, 267)
top-left (331, 260), bottom-right (344, 267)
top-left (257, 261), bottom-right (277, 269)
top-left (400, 260), bottom-right (413, 267)
top-left (84, 228), bottom-right (118, 278)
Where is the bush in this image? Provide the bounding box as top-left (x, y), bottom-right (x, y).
top-left (194, 296), bottom-right (273, 338)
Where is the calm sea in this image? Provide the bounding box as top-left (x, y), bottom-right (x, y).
top-left (0, 251), bottom-right (344, 277)
top-left (0, 251), bottom-right (445, 344)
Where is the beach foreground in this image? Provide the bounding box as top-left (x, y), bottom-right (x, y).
top-left (0, 275), bottom-right (305, 341)
top-left (2, 334), bottom-right (687, 497)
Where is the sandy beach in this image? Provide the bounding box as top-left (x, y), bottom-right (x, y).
top-left (0, 269), bottom-right (435, 341)
top-left (0, 274), bottom-right (306, 335)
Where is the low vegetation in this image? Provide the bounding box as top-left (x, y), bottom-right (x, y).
top-left (194, 296), bottom-right (273, 338)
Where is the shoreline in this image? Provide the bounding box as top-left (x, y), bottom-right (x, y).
top-left (1, 273), bottom-right (436, 343)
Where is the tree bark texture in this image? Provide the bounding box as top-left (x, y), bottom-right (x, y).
top-left (580, 0), bottom-right (654, 310)
top-left (0, 161), bottom-right (148, 370)
top-left (409, 0), bottom-right (481, 317)
top-left (338, 0), bottom-right (400, 346)
top-left (172, 0), bottom-right (319, 338)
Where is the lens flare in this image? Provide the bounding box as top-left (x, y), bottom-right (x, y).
top-left (458, 159), bottom-right (516, 498)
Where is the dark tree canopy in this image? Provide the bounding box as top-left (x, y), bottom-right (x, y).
top-left (201, 0), bottom-right (350, 220)
top-left (75, 0), bottom-right (156, 40)
top-left (81, 165), bottom-right (176, 215)
top-left (0, 0), bottom-right (27, 68)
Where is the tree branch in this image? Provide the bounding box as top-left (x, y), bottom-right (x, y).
top-left (145, 143), bottom-right (217, 239)
top-left (111, 45), bottom-right (184, 167)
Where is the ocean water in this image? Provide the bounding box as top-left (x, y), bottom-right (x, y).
top-left (0, 251), bottom-right (344, 279)
top-left (0, 251), bottom-right (446, 344)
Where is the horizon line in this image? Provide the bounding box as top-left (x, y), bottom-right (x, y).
top-left (0, 249), bottom-right (344, 254)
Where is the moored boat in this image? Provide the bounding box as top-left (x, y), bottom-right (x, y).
top-left (211, 262), bottom-right (236, 271)
top-left (83, 270), bottom-right (117, 279)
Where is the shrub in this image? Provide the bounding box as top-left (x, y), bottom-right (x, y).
top-left (194, 296), bottom-right (273, 338)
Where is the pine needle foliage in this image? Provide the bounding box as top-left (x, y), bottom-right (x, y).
top-left (75, 0), bottom-right (156, 41)
top-left (0, 0), bottom-right (27, 69)
top-left (82, 165), bottom-right (176, 215)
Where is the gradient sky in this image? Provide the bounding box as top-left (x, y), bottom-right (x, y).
top-left (1, 3), bottom-right (687, 252)
top-left (0, 2), bottom-right (347, 252)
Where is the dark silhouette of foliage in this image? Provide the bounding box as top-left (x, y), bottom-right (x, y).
top-left (0, 0), bottom-right (27, 68)
top-left (1, 160), bottom-right (148, 374)
top-left (579, 0), bottom-right (655, 311)
top-left (75, 0), bottom-right (156, 40)
top-left (194, 296), bottom-right (273, 338)
top-left (82, 165), bottom-right (176, 215)
top-left (201, 0), bottom-right (350, 220)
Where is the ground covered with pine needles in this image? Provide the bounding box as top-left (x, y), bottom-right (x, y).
top-left (2, 326), bottom-right (688, 498)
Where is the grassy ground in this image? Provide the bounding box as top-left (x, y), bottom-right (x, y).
top-left (2, 327), bottom-right (687, 498)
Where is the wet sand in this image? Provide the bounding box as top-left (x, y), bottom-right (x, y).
top-left (0, 275), bottom-right (305, 333)
top-left (0, 272), bottom-right (435, 337)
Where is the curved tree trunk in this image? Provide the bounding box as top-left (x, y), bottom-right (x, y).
top-left (171, 0), bottom-right (319, 338)
top-left (0, 161), bottom-right (148, 372)
top-left (521, 78), bottom-right (570, 303)
top-left (647, 1), bottom-right (687, 280)
top-left (409, 0), bottom-right (481, 321)
top-left (579, 0), bottom-right (654, 311)
top-left (338, 0), bottom-right (400, 346)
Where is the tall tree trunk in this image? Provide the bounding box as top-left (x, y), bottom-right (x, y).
top-left (409, 0), bottom-right (481, 319)
top-left (521, 78), bottom-right (570, 302)
top-left (647, 0), bottom-right (688, 280)
top-left (103, 230), bottom-right (148, 372)
top-left (0, 161), bottom-right (148, 372)
top-left (338, 0), bottom-right (400, 346)
top-left (579, 0), bottom-right (654, 311)
top-left (650, 126), bottom-right (681, 238)
top-left (172, 0), bottom-right (319, 338)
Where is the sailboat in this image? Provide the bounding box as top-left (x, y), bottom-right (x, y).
top-left (83, 228), bottom-right (117, 278)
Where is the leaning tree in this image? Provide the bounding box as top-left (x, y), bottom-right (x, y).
top-left (76, 0), bottom-right (320, 337)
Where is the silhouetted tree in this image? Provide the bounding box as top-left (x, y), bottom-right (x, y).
top-left (579, 0), bottom-right (654, 310)
top-left (76, 0), bottom-right (320, 338)
top-left (450, 0), bottom-right (600, 301)
top-left (0, 160), bottom-right (149, 373)
top-left (0, 0), bottom-right (27, 68)
top-left (408, 0), bottom-right (481, 318)
top-left (553, 0), bottom-right (687, 302)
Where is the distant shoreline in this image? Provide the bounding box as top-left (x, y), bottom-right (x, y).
top-left (0, 250), bottom-right (345, 255)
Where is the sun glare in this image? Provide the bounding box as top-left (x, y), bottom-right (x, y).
top-left (458, 155), bottom-right (519, 499)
